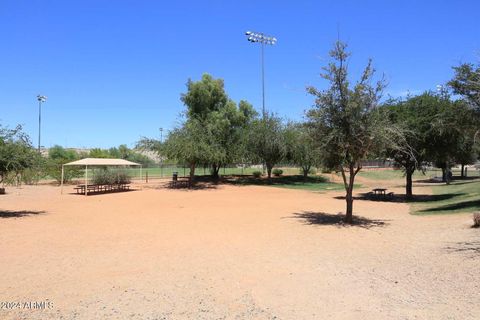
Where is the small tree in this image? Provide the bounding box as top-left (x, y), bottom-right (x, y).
top-left (284, 122), bottom-right (319, 178)
top-left (246, 113), bottom-right (286, 180)
top-left (46, 145), bottom-right (82, 183)
top-left (0, 125), bottom-right (39, 189)
top-left (307, 41), bottom-right (402, 223)
top-left (0, 125), bottom-right (41, 189)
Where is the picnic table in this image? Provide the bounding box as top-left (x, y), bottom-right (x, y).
top-left (74, 183), bottom-right (130, 195)
top-left (372, 188), bottom-right (387, 196)
top-left (370, 188), bottom-right (394, 199)
top-left (170, 172), bottom-right (191, 188)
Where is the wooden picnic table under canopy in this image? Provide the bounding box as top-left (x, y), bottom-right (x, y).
top-left (61, 158), bottom-right (141, 195)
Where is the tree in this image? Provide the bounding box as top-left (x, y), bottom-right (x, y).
top-left (246, 113), bottom-right (286, 180)
top-left (0, 125), bottom-right (39, 188)
top-left (181, 73), bottom-right (256, 178)
top-left (160, 119), bottom-right (212, 182)
top-left (384, 93), bottom-right (442, 198)
top-left (426, 95), bottom-right (478, 183)
top-left (307, 41), bottom-right (402, 223)
top-left (181, 73), bottom-right (228, 120)
top-left (89, 148), bottom-right (110, 158)
top-left (448, 63), bottom-right (480, 110)
top-left (204, 99), bottom-right (257, 178)
top-left (284, 122), bottom-right (319, 178)
top-left (46, 145), bottom-right (82, 183)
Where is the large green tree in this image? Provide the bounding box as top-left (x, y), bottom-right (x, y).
top-left (181, 73), bottom-right (229, 120)
top-left (160, 119), bottom-right (212, 182)
top-left (139, 74), bottom-right (257, 183)
top-left (307, 41), bottom-right (402, 223)
top-left (448, 63), bottom-right (480, 110)
top-left (385, 93), bottom-right (445, 197)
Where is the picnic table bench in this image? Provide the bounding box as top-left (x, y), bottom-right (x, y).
top-left (369, 188), bottom-right (394, 199)
top-left (74, 183), bottom-right (131, 195)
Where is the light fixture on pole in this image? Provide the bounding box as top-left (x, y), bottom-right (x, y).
top-left (245, 31), bottom-right (277, 118)
top-left (37, 95), bottom-right (47, 152)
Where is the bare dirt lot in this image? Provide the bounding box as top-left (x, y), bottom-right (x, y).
top-left (1, 181), bottom-right (478, 319)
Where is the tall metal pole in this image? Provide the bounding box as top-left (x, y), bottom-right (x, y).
top-left (245, 31), bottom-right (276, 118)
top-left (261, 41), bottom-right (265, 120)
top-left (38, 99), bottom-right (41, 152)
top-left (245, 31), bottom-right (276, 175)
top-left (36, 95), bottom-right (47, 153)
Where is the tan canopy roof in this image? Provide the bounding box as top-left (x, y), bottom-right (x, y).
top-left (63, 158), bottom-right (141, 166)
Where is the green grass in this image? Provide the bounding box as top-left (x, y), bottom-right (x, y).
top-left (84, 166), bottom-right (313, 180)
top-left (411, 178), bottom-right (480, 215)
top-left (229, 175), bottom-right (348, 192)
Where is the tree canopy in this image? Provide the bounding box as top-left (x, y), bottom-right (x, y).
top-left (0, 125), bottom-right (39, 186)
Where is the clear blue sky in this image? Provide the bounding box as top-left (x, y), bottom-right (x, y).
top-left (1, 0), bottom-right (478, 148)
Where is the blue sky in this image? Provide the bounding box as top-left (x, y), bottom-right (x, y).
top-left (1, 0), bottom-right (478, 148)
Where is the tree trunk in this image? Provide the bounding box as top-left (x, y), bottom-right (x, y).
top-left (211, 164), bottom-right (220, 179)
top-left (405, 167), bottom-right (414, 199)
top-left (341, 164), bottom-right (358, 224)
top-left (445, 167), bottom-right (452, 185)
top-left (345, 187), bottom-right (353, 224)
top-left (189, 163), bottom-right (196, 187)
top-left (441, 167), bottom-right (447, 182)
top-left (302, 165), bottom-right (310, 178)
top-left (266, 164), bottom-right (273, 181)
top-left (461, 164), bottom-right (465, 178)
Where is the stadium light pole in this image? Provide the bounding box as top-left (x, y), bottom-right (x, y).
top-left (37, 95), bottom-right (47, 153)
top-left (244, 31), bottom-right (277, 119)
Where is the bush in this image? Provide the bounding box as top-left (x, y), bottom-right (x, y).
top-left (252, 171), bottom-right (262, 178)
top-left (473, 212), bottom-right (480, 228)
top-left (272, 168), bottom-right (283, 176)
top-left (92, 169), bottom-right (131, 185)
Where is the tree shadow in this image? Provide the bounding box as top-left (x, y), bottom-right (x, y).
top-left (0, 210), bottom-right (45, 219)
top-left (165, 178), bottom-right (220, 191)
top-left (337, 193), bottom-right (466, 203)
top-left (418, 199), bottom-right (480, 213)
top-left (288, 211), bottom-right (388, 229)
top-left (71, 189), bottom-right (138, 196)
top-left (415, 176), bottom-right (480, 185)
top-left (414, 178), bottom-right (445, 184)
top-left (225, 175), bottom-right (329, 186)
top-left (444, 241), bottom-right (480, 257)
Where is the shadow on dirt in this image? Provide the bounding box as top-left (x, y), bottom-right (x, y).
top-left (288, 211), bottom-right (388, 229)
top-left (0, 210), bottom-right (45, 219)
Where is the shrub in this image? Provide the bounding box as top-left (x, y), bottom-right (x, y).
top-left (92, 169), bottom-right (131, 185)
top-left (252, 171), bottom-right (262, 178)
top-left (116, 171), bottom-right (131, 184)
top-left (92, 169), bottom-right (115, 185)
top-left (473, 212), bottom-right (480, 228)
top-left (272, 168), bottom-right (283, 176)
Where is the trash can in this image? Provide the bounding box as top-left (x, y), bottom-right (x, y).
top-left (172, 172), bottom-right (178, 181)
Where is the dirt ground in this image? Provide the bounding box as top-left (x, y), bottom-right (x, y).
top-left (0, 179), bottom-right (478, 319)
